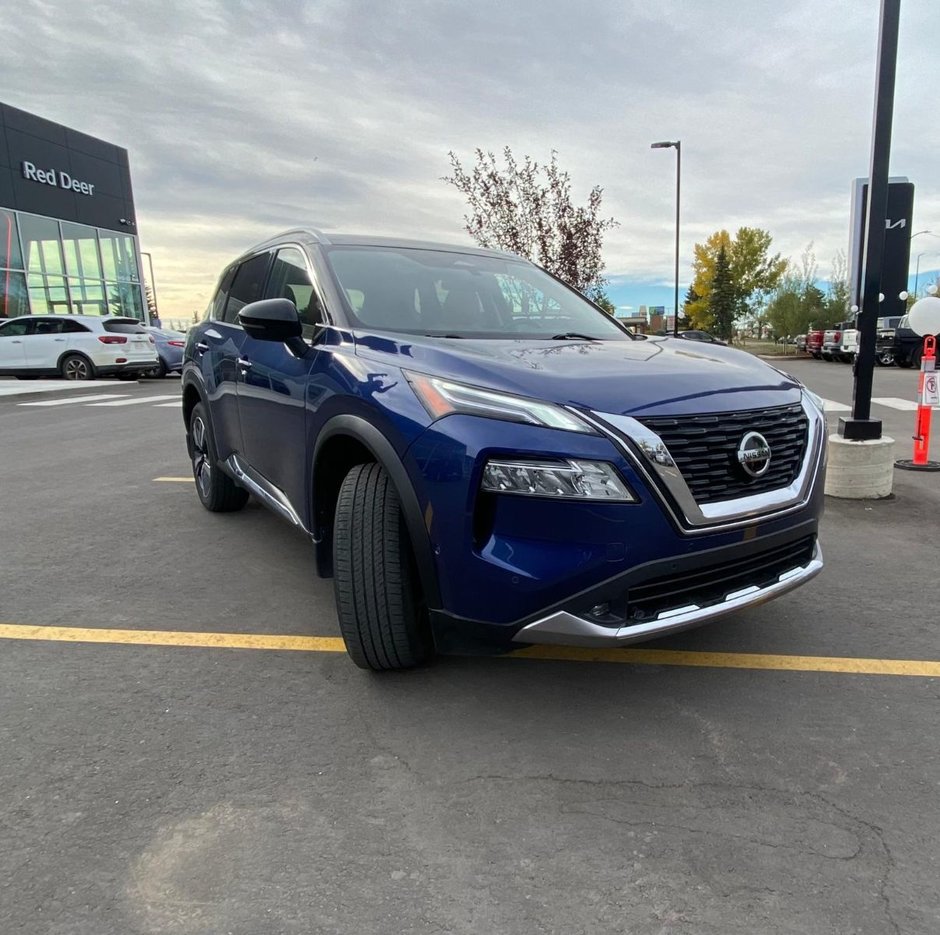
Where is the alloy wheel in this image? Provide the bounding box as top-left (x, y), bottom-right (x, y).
top-left (190, 416), bottom-right (212, 500)
top-left (64, 358), bottom-right (90, 380)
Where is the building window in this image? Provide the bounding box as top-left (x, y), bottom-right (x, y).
top-left (100, 231), bottom-right (139, 283)
top-left (61, 222), bottom-right (103, 280)
top-left (27, 273), bottom-right (71, 314)
top-left (1, 208), bottom-right (24, 271)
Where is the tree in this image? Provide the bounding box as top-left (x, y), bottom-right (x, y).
top-left (824, 249), bottom-right (850, 325)
top-left (686, 227), bottom-right (787, 332)
top-left (592, 293), bottom-right (616, 315)
top-left (145, 284), bottom-right (158, 320)
top-left (710, 245), bottom-right (737, 340)
top-left (443, 147), bottom-right (618, 299)
top-left (765, 244), bottom-right (828, 338)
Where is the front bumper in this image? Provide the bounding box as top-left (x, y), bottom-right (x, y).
top-left (515, 541), bottom-right (822, 648)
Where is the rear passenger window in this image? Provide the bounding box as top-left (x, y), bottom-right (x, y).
top-left (61, 319), bottom-right (91, 333)
top-left (208, 266), bottom-right (236, 321)
top-left (32, 319), bottom-right (66, 335)
top-left (223, 253), bottom-right (271, 324)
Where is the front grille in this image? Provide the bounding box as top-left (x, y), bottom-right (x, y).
top-left (637, 403), bottom-right (809, 504)
top-left (626, 534), bottom-right (816, 622)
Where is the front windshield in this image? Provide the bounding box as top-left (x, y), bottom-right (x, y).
top-left (323, 246), bottom-right (630, 340)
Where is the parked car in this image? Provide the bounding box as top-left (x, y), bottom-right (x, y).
top-left (839, 315), bottom-right (902, 366)
top-left (893, 314), bottom-right (939, 368)
top-left (143, 326), bottom-right (186, 377)
top-left (805, 329), bottom-right (824, 359)
top-left (677, 329), bottom-right (727, 345)
top-left (181, 229), bottom-right (826, 670)
top-left (0, 314), bottom-right (158, 380)
top-left (822, 322), bottom-right (851, 361)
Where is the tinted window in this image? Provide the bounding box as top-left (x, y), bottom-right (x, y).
top-left (0, 319), bottom-right (30, 337)
top-left (223, 253), bottom-right (271, 324)
top-left (324, 246), bottom-right (628, 339)
top-left (208, 266), bottom-right (236, 321)
top-left (32, 318), bottom-right (66, 335)
top-left (62, 319), bottom-right (91, 333)
top-left (103, 318), bottom-right (148, 334)
top-left (265, 246), bottom-right (323, 336)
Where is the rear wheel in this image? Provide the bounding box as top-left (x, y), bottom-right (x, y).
top-left (145, 359), bottom-right (167, 379)
top-left (187, 403), bottom-right (249, 512)
top-left (876, 349), bottom-right (894, 366)
top-left (60, 354), bottom-right (95, 381)
top-left (911, 347), bottom-right (923, 369)
top-left (333, 463), bottom-right (432, 671)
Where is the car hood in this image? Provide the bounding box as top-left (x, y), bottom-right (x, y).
top-left (354, 333), bottom-right (802, 416)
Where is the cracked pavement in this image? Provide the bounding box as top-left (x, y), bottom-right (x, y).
top-left (1, 373), bottom-right (938, 934)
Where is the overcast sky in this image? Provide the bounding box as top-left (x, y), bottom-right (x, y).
top-left (4, 0), bottom-right (939, 319)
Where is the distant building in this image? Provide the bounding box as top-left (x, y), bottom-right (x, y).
top-left (0, 102), bottom-right (147, 320)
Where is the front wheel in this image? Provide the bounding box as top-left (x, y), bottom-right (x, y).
top-left (333, 463), bottom-right (432, 671)
top-left (187, 403), bottom-right (249, 512)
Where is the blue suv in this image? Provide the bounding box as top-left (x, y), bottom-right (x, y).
top-left (182, 230), bottom-right (826, 670)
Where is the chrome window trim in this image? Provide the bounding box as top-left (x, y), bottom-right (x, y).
top-left (576, 395), bottom-right (825, 534)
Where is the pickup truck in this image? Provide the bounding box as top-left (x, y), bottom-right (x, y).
top-left (840, 316), bottom-right (902, 365)
top-left (893, 314), bottom-right (939, 368)
top-left (805, 329), bottom-right (824, 359)
top-left (822, 323), bottom-right (851, 362)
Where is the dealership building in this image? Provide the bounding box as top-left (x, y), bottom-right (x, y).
top-left (0, 102), bottom-right (147, 321)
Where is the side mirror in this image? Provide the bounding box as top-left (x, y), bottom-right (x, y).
top-left (238, 298), bottom-right (302, 342)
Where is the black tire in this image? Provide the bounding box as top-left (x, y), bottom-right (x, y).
top-left (897, 356), bottom-right (913, 369)
top-left (145, 359), bottom-right (167, 379)
top-left (186, 402), bottom-right (249, 512)
top-left (911, 347), bottom-right (923, 369)
top-left (60, 354), bottom-right (95, 381)
top-left (875, 349), bottom-right (894, 366)
top-left (333, 463), bottom-right (432, 671)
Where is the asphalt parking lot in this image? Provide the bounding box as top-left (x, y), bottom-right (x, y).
top-left (1, 360), bottom-right (938, 935)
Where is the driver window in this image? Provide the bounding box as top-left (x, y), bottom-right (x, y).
top-left (265, 246), bottom-right (324, 338)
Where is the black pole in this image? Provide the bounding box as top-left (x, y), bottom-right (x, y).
top-left (674, 141), bottom-right (681, 337)
top-left (840, 0), bottom-right (901, 441)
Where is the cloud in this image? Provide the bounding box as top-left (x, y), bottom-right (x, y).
top-left (3, 0), bottom-right (938, 316)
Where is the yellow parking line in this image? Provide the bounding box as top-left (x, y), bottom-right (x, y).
top-left (154, 476), bottom-right (193, 482)
top-left (0, 624), bottom-right (344, 653)
top-left (511, 645), bottom-right (940, 677)
top-left (0, 622), bottom-right (938, 677)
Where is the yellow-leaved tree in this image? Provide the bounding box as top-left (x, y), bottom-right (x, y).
top-left (686, 227), bottom-right (787, 339)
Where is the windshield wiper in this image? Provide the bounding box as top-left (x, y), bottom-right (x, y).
top-left (425, 333), bottom-right (464, 339)
top-left (550, 332), bottom-right (601, 341)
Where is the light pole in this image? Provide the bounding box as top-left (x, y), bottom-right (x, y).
top-left (140, 251), bottom-right (159, 323)
top-left (651, 140), bottom-right (681, 337)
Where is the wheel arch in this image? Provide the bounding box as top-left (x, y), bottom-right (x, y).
top-left (311, 415), bottom-right (441, 609)
top-left (57, 350), bottom-right (95, 375)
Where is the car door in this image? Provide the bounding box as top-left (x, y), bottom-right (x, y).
top-left (23, 317), bottom-right (70, 369)
top-left (198, 253), bottom-right (271, 460)
top-left (236, 245), bottom-right (322, 510)
top-left (0, 318), bottom-right (30, 371)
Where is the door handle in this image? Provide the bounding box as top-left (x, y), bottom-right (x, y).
top-left (54, 338), bottom-right (66, 342)
top-left (237, 357), bottom-right (252, 371)
top-left (195, 342), bottom-right (209, 353)
top-left (11, 340), bottom-right (22, 344)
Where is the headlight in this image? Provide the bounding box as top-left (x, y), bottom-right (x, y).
top-left (406, 372), bottom-right (594, 434)
top-left (481, 458), bottom-right (635, 501)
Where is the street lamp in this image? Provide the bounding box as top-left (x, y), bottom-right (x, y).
top-left (651, 139), bottom-right (681, 337)
top-left (140, 251), bottom-right (159, 324)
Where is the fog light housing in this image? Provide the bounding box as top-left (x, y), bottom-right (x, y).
top-left (481, 459), bottom-right (635, 501)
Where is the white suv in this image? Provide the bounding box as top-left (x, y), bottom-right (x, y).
top-left (0, 315), bottom-right (159, 380)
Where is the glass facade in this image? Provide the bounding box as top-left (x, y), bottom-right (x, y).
top-left (0, 207), bottom-right (145, 320)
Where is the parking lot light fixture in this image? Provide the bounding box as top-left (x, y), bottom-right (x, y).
top-left (651, 140), bottom-right (681, 337)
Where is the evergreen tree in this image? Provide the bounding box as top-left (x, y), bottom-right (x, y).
top-left (710, 246), bottom-right (736, 340)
